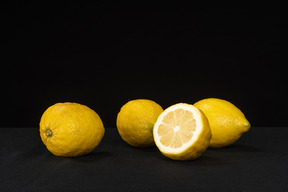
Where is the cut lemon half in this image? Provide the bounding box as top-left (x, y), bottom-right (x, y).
top-left (153, 103), bottom-right (211, 160)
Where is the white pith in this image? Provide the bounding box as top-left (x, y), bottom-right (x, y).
top-left (153, 103), bottom-right (203, 154)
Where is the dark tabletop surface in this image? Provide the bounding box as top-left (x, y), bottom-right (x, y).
top-left (1, 127), bottom-right (288, 192)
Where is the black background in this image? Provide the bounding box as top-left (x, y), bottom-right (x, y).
top-left (2, 2), bottom-right (288, 128)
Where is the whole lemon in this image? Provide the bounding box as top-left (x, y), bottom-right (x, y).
top-left (194, 98), bottom-right (250, 148)
top-left (39, 102), bottom-right (105, 157)
top-left (116, 99), bottom-right (163, 148)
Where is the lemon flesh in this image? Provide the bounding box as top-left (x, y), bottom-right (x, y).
top-left (39, 102), bottom-right (105, 157)
top-left (153, 103), bottom-right (211, 160)
top-left (116, 99), bottom-right (163, 148)
top-left (194, 98), bottom-right (250, 148)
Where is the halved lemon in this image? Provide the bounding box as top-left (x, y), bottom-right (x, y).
top-left (153, 103), bottom-right (211, 160)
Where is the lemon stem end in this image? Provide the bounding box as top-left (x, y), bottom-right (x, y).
top-left (46, 129), bottom-right (53, 137)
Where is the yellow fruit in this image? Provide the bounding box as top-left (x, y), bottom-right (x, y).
top-left (153, 103), bottom-right (211, 160)
top-left (116, 99), bottom-right (163, 148)
top-left (39, 102), bottom-right (105, 157)
top-left (194, 98), bottom-right (250, 148)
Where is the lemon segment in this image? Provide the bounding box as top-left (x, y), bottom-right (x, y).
top-left (153, 103), bottom-right (211, 161)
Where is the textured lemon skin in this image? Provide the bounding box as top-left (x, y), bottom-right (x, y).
top-left (39, 102), bottom-right (105, 157)
top-left (194, 98), bottom-right (250, 148)
top-left (155, 104), bottom-right (211, 161)
top-left (116, 99), bottom-right (163, 148)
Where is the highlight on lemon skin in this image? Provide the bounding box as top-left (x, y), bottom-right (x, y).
top-left (153, 103), bottom-right (211, 161)
top-left (39, 102), bottom-right (105, 157)
top-left (116, 99), bottom-right (163, 148)
top-left (194, 98), bottom-right (251, 148)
